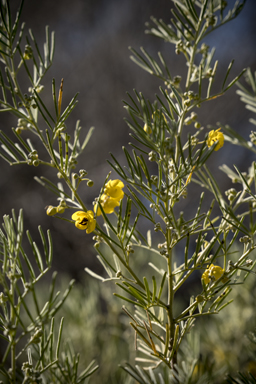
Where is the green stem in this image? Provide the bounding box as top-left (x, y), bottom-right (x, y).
top-left (10, 264), bottom-right (16, 382)
top-left (174, 110), bottom-right (186, 166)
top-left (185, 17), bottom-right (204, 92)
top-left (11, 343), bottom-right (15, 383)
top-left (99, 231), bottom-right (168, 308)
top-left (166, 227), bottom-right (177, 369)
top-left (185, 48), bottom-right (196, 91)
top-left (102, 235), bottom-right (144, 290)
top-left (60, 171), bottom-right (87, 211)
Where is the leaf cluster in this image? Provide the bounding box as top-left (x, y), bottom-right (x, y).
top-left (0, 209), bottom-right (98, 382)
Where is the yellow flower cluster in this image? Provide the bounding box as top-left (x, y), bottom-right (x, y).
top-left (207, 128), bottom-right (224, 151)
top-left (64, 179), bottom-right (124, 233)
top-left (202, 264), bottom-right (224, 285)
top-left (71, 211), bottom-right (96, 233)
top-left (94, 179), bottom-right (124, 216)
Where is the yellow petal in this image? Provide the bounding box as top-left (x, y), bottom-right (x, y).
top-left (72, 211), bottom-right (86, 220)
top-left (75, 221), bottom-right (87, 230)
top-left (94, 195), bottom-right (120, 216)
top-left (72, 210), bottom-right (96, 233)
top-left (103, 197), bottom-right (120, 214)
top-left (104, 179), bottom-right (124, 200)
top-left (86, 217), bottom-right (96, 233)
top-left (210, 265), bottom-right (224, 280)
top-left (202, 264), bottom-right (224, 285)
top-left (207, 129), bottom-right (224, 151)
top-left (202, 270), bottom-right (210, 285)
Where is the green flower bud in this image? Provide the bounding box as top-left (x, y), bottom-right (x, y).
top-left (239, 235), bottom-right (251, 243)
top-left (79, 169), bottom-right (88, 177)
top-left (116, 270), bottom-right (122, 278)
top-left (56, 206), bottom-right (65, 214)
top-left (148, 151), bottom-right (158, 162)
top-left (46, 206), bottom-right (57, 216)
top-left (87, 180), bottom-right (94, 187)
top-left (196, 294), bottom-right (204, 303)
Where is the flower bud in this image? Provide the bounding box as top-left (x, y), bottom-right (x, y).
top-left (116, 270), bottom-right (122, 278)
top-left (56, 206), bottom-right (65, 214)
top-left (46, 206), bottom-right (57, 216)
top-left (196, 294), bottom-right (204, 303)
top-left (143, 123), bottom-right (152, 134)
top-left (239, 235), bottom-right (251, 243)
top-left (79, 169), bottom-right (88, 177)
top-left (148, 151), bottom-right (157, 162)
top-left (87, 180), bottom-right (94, 187)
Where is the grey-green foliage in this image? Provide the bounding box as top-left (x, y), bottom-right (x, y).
top-left (0, 0), bottom-right (98, 380)
top-left (227, 375), bottom-right (256, 384)
top-left (0, 0), bottom-right (94, 211)
top-left (0, 209), bottom-right (98, 383)
top-left (237, 68), bottom-right (256, 124)
top-left (0, 1), bottom-right (95, 381)
top-left (227, 321), bottom-right (256, 384)
top-left (104, 0), bottom-right (254, 374)
top-left (121, 332), bottom-right (223, 384)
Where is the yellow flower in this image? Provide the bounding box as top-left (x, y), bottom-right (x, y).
top-left (202, 264), bottom-right (224, 285)
top-left (207, 128), bottom-right (224, 151)
top-left (71, 211), bottom-right (96, 233)
top-left (94, 194), bottom-right (120, 216)
top-left (104, 179), bottom-right (124, 200)
top-left (94, 179), bottom-right (124, 216)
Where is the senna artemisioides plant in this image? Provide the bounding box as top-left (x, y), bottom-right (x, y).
top-left (0, 0), bottom-right (255, 382)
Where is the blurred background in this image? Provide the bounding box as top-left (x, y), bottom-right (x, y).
top-left (0, 0), bottom-right (255, 276)
top-left (1, 1), bottom-right (256, 382)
